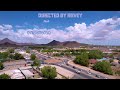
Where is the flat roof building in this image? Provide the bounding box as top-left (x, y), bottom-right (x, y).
top-left (21, 70), bottom-right (34, 78)
top-left (0, 69), bottom-right (25, 79)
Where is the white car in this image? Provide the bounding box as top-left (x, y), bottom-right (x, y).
top-left (104, 77), bottom-right (107, 79)
top-left (58, 64), bottom-right (62, 66)
top-left (63, 62), bottom-right (66, 64)
top-left (75, 69), bottom-right (81, 74)
top-left (87, 71), bottom-right (91, 74)
top-left (88, 72), bottom-right (91, 74)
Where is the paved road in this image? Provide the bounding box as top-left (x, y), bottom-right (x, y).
top-left (32, 50), bottom-right (114, 79)
top-left (35, 53), bottom-right (100, 79)
top-left (56, 64), bottom-right (97, 79)
top-left (66, 60), bottom-right (108, 79)
top-left (32, 50), bottom-right (99, 79)
top-left (54, 56), bottom-right (108, 79)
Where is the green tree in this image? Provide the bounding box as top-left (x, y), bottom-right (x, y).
top-left (32, 59), bottom-right (41, 67)
top-left (109, 59), bottom-right (113, 63)
top-left (0, 52), bottom-right (9, 59)
top-left (3, 52), bottom-right (9, 59)
top-left (74, 52), bottom-right (89, 66)
top-left (79, 49), bottom-right (87, 52)
top-left (8, 48), bottom-right (14, 53)
top-left (26, 49), bottom-right (30, 53)
top-left (53, 53), bottom-right (61, 57)
top-left (93, 61), bottom-right (113, 75)
top-left (88, 50), bottom-right (103, 59)
top-left (41, 66), bottom-right (57, 79)
top-left (14, 53), bottom-right (24, 60)
top-left (0, 74), bottom-right (11, 79)
top-left (30, 54), bottom-right (36, 60)
top-left (0, 62), bottom-right (4, 70)
top-left (108, 54), bottom-right (114, 58)
top-left (9, 54), bottom-right (14, 59)
top-left (60, 52), bottom-right (64, 56)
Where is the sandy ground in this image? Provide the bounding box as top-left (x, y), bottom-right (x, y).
top-left (44, 59), bottom-right (63, 64)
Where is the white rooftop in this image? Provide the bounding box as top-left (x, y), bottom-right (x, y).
top-left (21, 70), bottom-right (34, 77)
top-left (0, 69), bottom-right (25, 79)
top-left (11, 70), bottom-right (25, 79)
top-left (19, 66), bottom-right (32, 70)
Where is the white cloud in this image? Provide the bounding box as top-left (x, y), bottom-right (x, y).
top-left (3, 24), bottom-right (12, 28)
top-left (66, 18), bottom-right (120, 41)
top-left (0, 24), bottom-right (13, 31)
top-left (66, 23), bottom-right (93, 39)
top-left (66, 23), bottom-right (87, 31)
top-left (0, 24), bottom-right (14, 40)
top-left (1, 17), bottom-right (120, 45)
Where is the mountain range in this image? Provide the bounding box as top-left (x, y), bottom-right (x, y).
top-left (0, 38), bottom-right (36, 47)
top-left (47, 40), bottom-right (88, 47)
top-left (0, 38), bottom-right (88, 47)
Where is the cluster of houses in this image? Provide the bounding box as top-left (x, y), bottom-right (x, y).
top-left (41, 47), bottom-right (120, 67)
top-left (89, 58), bottom-right (120, 67)
top-left (0, 66), bottom-right (42, 79)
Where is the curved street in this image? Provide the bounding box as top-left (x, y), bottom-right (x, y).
top-left (32, 50), bottom-right (110, 79)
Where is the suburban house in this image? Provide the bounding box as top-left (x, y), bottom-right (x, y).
top-left (89, 59), bottom-right (97, 64)
top-left (89, 59), bottom-right (97, 67)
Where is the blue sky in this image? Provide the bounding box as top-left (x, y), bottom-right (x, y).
top-left (0, 11), bottom-right (120, 45)
top-left (0, 11), bottom-right (119, 28)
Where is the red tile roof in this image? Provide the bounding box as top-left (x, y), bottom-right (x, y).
top-left (89, 59), bottom-right (97, 64)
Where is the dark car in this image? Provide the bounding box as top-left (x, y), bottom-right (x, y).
top-left (73, 66), bottom-right (75, 69)
top-left (95, 75), bottom-right (100, 78)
